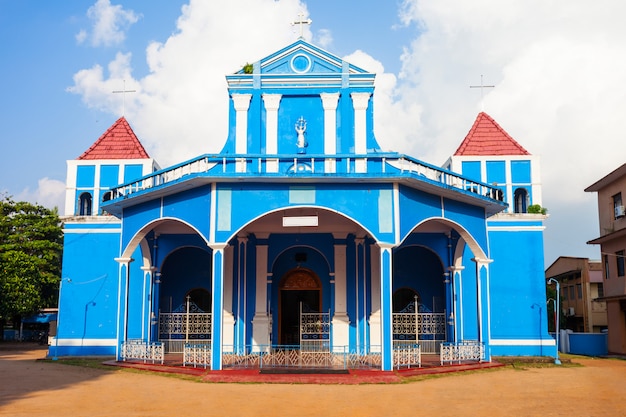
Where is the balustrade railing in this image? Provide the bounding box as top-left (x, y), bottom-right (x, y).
top-left (105, 153), bottom-right (503, 205)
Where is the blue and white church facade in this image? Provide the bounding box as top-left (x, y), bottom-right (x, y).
top-left (51, 39), bottom-right (555, 370)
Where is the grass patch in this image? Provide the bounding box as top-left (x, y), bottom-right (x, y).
top-left (47, 357), bottom-right (116, 371)
top-left (493, 355), bottom-right (582, 370)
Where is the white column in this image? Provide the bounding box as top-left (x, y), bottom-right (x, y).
top-left (369, 244), bottom-right (381, 349)
top-left (140, 266), bottom-right (156, 341)
top-left (252, 244), bottom-right (270, 348)
top-left (448, 265), bottom-right (464, 343)
top-left (263, 94), bottom-right (281, 173)
top-left (321, 93), bottom-right (339, 173)
top-left (505, 159), bottom-right (513, 213)
top-left (472, 257), bottom-right (493, 361)
top-left (115, 257), bottom-right (133, 360)
top-left (351, 92), bottom-right (370, 173)
top-left (531, 157), bottom-right (543, 207)
top-left (332, 242), bottom-right (349, 350)
top-left (222, 244), bottom-right (235, 348)
top-left (232, 94), bottom-right (252, 172)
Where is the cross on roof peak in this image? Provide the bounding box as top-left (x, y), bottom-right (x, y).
top-left (470, 75), bottom-right (495, 111)
top-left (112, 79), bottom-right (136, 116)
top-left (291, 12), bottom-right (312, 39)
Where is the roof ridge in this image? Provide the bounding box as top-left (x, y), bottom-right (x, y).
top-left (454, 112), bottom-right (530, 156)
top-left (78, 117), bottom-right (150, 160)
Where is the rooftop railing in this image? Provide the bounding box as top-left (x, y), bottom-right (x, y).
top-left (107, 153), bottom-right (504, 205)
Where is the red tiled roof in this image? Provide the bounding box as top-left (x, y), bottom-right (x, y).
top-left (78, 117), bottom-right (150, 160)
top-left (454, 112), bottom-right (530, 156)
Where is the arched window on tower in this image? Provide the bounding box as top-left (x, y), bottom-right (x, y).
top-left (78, 192), bottom-right (92, 216)
top-left (514, 188), bottom-right (529, 213)
top-left (100, 191), bottom-right (113, 215)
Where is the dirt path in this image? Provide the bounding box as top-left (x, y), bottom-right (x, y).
top-left (1, 344), bottom-right (625, 417)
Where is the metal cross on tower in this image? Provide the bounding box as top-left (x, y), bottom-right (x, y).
top-left (470, 75), bottom-right (495, 111)
top-left (291, 12), bottom-right (312, 39)
top-left (112, 79), bottom-right (136, 116)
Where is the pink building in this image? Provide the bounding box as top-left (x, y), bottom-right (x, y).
top-left (586, 164), bottom-right (626, 354)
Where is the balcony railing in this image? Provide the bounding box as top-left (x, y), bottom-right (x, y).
top-left (106, 153), bottom-right (504, 206)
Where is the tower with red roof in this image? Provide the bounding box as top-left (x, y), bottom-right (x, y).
top-left (64, 117), bottom-right (159, 216)
top-left (444, 112), bottom-right (542, 214)
top-left (445, 112), bottom-right (547, 350)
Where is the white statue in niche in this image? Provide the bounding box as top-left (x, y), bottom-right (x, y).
top-left (295, 116), bottom-right (308, 154)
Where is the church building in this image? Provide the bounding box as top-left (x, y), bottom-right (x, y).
top-left (51, 38), bottom-right (554, 371)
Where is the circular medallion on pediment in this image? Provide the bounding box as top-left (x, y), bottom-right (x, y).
top-left (290, 53), bottom-right (312, 74)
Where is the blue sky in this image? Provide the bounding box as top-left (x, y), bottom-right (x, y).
top-left (2, 0), bottom-right (626, 266)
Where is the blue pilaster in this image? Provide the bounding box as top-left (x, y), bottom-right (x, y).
top-left (210, 244), bottom-right (226, 370)
top-left (379, 244), bottom-right (394, 371)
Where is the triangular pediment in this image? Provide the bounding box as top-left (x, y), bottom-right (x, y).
top-left (234, 39), bottom-right (369, 76)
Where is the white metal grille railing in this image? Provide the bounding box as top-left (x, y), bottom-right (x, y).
top-left (159, 312), bottom-right (212, 353)
top-left (300, 305), bottom-right (331, 352)
top-left (393, 310), bottom-right (447, 354)
top-left (183, 343), bottom-right (211, 368)
top-left (440, 341), bottom-right (485, 365)
top-left (393, 343), bottom-right (421, 369)
top-left (218, 345), bottom-right (384, 370)
top-left (121, 339), bottom-right (164, 364)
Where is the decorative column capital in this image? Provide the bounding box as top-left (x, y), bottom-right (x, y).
top-left (114, 257), bottom-right (133, 265)
top-left (208, 243), bottom-right (228, 251)
top-left (350, 92), bottom-right (370, 111)
top-left (471, 257), bottom-right (493, 266)
top-left (320, 92), bottom-right (340, 110)
top-left (262, 94), bottom-right (282, 111)
top-left (232, 94), bottom-right (252, 111)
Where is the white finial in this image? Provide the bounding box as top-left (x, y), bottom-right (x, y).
top-left (291, 12), bottom-right (312, 39)
top-left (469, 75), bottom-right (495, 111)
top-left (112, 79), bottom-right (136, 116)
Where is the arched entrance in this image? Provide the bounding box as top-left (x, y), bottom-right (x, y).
top-left (278, 268), bottom-right (321, 345)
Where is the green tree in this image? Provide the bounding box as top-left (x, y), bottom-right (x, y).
top-left (0, 197), bottom-right (63, 323)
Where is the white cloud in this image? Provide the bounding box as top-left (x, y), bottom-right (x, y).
top-left (70, 0), bottom-right (311, 166)
top-left (77, 0), bottom-right (140, 47)
top-left (392, 0), bottom-right (626, 261)
top-left (314, 29), bottom-right (333, 49)
top-left (67, 0), bottom-right (626, 263)
top-left (14, 178), bottom-right (66, 213)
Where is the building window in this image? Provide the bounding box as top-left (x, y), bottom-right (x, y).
top-left (617, 250), bottom-right (625, 277)
top-left (569, 286), bottom-right (575, 300)
top-left (563, 286), bottom-right (568, 300)
top-left (604, 254), bottom-right (610, 280)
top-left (514, 188), bottom-right (529, 213)
top-left (78, 192), bottom-right (92, 216)
top-left (614, 193), bottom-right (624, 219)
top-left (598, 283), bottom-right (604, 298)
top-left (576, 283), bottom-right (582, 299)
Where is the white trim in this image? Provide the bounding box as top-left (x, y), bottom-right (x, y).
top-left (490, 338), bottom-right (556, 346)
top-left (63, 228), bottom-right (121, 234)
top-left (487, 226), bottom-right (546, 232)
top-left (53, 338), bottom-right (117, 347)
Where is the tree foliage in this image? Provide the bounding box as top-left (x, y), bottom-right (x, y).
top-left (0, 197), bottom-right (63, 321)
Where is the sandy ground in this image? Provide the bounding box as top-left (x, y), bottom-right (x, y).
top-left (1, 344), bottom-right (625, 417)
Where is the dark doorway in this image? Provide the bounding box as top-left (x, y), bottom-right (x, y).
top-left (278, 269), bottom-right (321, 345)
top-left (280, 290), bottom-right (320, 345)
